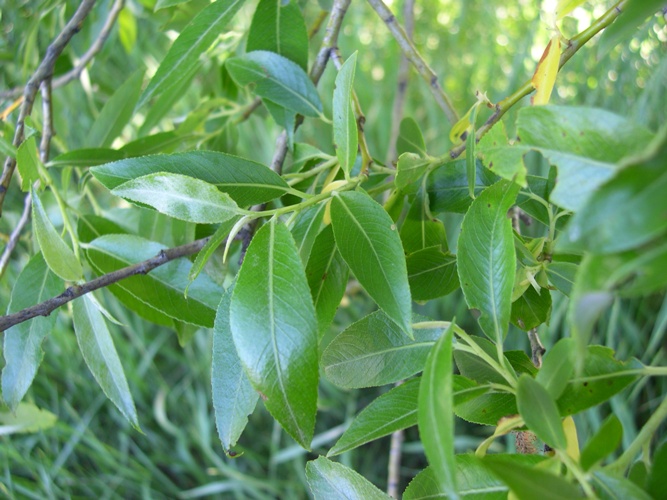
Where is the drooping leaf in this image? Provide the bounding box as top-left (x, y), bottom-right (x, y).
top-left (85, 234), bottom-right (222, 327)
top-left (580, 415), bottom-right (623, 471)
top-left (31, 188), bottom-right (82, 282)
top-left (397, 117), bottom-right (427, 156)
top-left (419, 324), bottom-right (457, 498)
top-left (458, 180), bottom-right (519, 343)
top-left (517, 374), bottom-right (567, 450)
top-left (246, 0), bottom-right (309, 70)
top-left (226, 51), bottom-right (323, 117)
top-left (333, 52), bottom-right (358, 178)
top-left (139, 0), bottom-right (245, 106)
top-left (87, 69), bottom-right (144, 148)
top-left (395, 153), bottom-right (431, 190)
top-left (72, 295), bottom-right (139, 429)
top-left (536, 338), bottom-right (575, 400)
top-left (531, 35), bottom-right (561, 106)
top-left (291, 203), bottom-right (326, 264)
top-left (230, 221), bottom-right (318, 449)
top-left (1, 253), bottom-right (63, 410)
top-left (0, 403), bottom-right (57, 436)
top-left (322, 311), bottom-right (443, 388)
top-left (407, 247), bottom-right (459, 301)
top-left (328, 378), bottom-right (420, 457)
top-left (428, 159), bottom-right (499, 214)
top-left (306, 225), bottom-right (349, 337)
top-left (91, 151), bottom-right (289, 207)
top-left (330, 190), bottom-right (412, 336)
top-left (212, 286), bottom-right (258, 451)
top-left (306, 456), bottom-right (390, 500)
top-left (16, 136), bottom-right (41, 191)
top-left (111, 172), bottom-right (240, 223)
top-left (400, 191), bottom-right (448, 254)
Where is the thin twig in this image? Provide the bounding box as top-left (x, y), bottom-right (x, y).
top-left (0, 237), bottom-right (212, 332)
top-left (387, 382), bottom-right (405, 498)
top-left (366, 0), bottom-right (458, 125)
top-left (528, 328), bottom-right (546, 368)
top-left (449, 0), bottom-right (628, 160)
top-left (0, 0), bottom-right (97, 216)
top-left (0, 193), bottom-right (32, 280)
top-left (386, 0), bottom-right (414, 165)
top-left (0, 0), bottom-right (124, 101)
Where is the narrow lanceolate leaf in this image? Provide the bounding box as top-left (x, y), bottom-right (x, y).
top-left (212, 286), bottom-right (258, 451)
top-left (86, 69), bottom-right (144, 148)
top-left (291, 203), bottom-right (325, 264)
top-left (516, 374), bottom-right (567, 450)
top-left (0, 402), bottom-right (57, 435)
top-left (306, 225), bottom-right (349, 336)
top-left (536, 338), bottom-right (575, 400)
top-left (400, 191), bottom-right (448, 254)
top-left (322, 311), bottom-right (443, 388)
top-left (0, 133), bottom-right (17, 159)
top-left (226, 51), bottom-right (323, 117)
top-left (556, 0), bottom-right (586, 19)
top-left (580, 415), bottom-right (622, 471)
top-left (139, 0), bottom-right (245, 106)
top-left (2, 253), bottom-right (63, 410)
top-left (72, 295), bottom-right (139, 429)
top-left (112, 172), bottom-right (240, 223)
top-left (407, 247), bottom-right (459, 301)
top-left (91, 151), bottom-right (288, 207)
top-left (418, 324), bottom-right (457, 499)
top-left (397, 117), bottom-right (427, 156)
top-left (16, 136), bottom-right (41, 191)
top-left (330, 191), bottom-right (412, 336)
top-left (306, 457), bottom-right (391, 500)
top-left (329, 378), bottom-right (420, 457)
top-left (531, 35), bottom-right (561, 106)
top-left (188, 216), bottom-right (240, 284)
top-left (230, 221), bottom-right (318, 449)
top-left (457, 180), bottom-right (519, 343)
top-left (31, 188), bottom-right (82, 281)
top-left (333, 52), bottom-right (358, 178)
top-left (247, 0), bottom-right (309, 70)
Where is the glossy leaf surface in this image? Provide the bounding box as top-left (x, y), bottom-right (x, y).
top-left (333, 52), bottom-right (358, 178)
top-left (306, 457), bottom-right (390, 500)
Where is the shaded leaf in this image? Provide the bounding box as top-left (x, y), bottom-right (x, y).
top-left (580, 415), bottom-right (623, 471)
top-left (517, 375), bottom-right (566, 450)
top-left (428, 159), bottom-right (498, 214)
top-left (593, 472), bottom-right (653, 500)
top-left (407, 247), bottom-right (459, 301)
top-left (397, 117), bottom-right (427, 156)
top-left (188, 216), bottom-right (240, 284)
top-left (395, 153), bottom-right (431, 190)
top-left (511, 285), bottom-right (552, 331)
top-left (400, 191), bottom-right (448, 254)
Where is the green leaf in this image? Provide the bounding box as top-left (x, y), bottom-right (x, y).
top-left (403, 454), bottom-right (546, 500)
top-left (188, 216), bottom-right (240, 284)
top-left (139, 0), bottom-right (245, 106)
top-left (85, 234), bottom-right (222, 327)
top-left (91, 151), bottom-right (288, 207)
top-left (407, 247), bottom-right (459, 301)
top-left (118, 8), bottom-right (137, 53)
top-left (291, 203), bottom-right (325, 264)
top-left (455, 392), bottom-right (517, 426)
top-left (511, 286), bottom-right (552, 331)
top-left (593, 472), bottom-right (653, 500)
top-left (48, 148), bottom-right (127, 168)
top-left (546, 261), bottom-right (577, 297)
top-left (482, 455), bottom-right (583, 499)
top-left (400, 191), bottom-right (448, 254)
top-left (111, 172), bottom-right (240, 223)
top-left (454, 336), bottom-right (510, 386)
top-left (598, 0), bottom-right (666, 57)
top-left (557, 346), bottom-right (641, 417)
top-left (77, 214), bottom-right (128, 244)
top-left (536, 338), bottom-right (575, 400)
top-left (556, 0), bottom-right (587, 19)
top-left (264, 99), bottom-right (297, 146)
top-left (120, 131), bottom-right (187, 157)
top-left (226, 51), bottom-right (323, 117)
top-left (322, 311), bottom-right (443, 388)
top-left (458, 180), bottom-right (519, 343)
top-left (72, 295), bottom-right (139, 429)
top-left (419, 324), bottom-right (457, 498)
top-left (516, 374), bottom-right (566, 450)
top-left (647, 440), bottom-right (667, 499)
top-left (477, 121), bottom-right (528, 187)
top-left (0, 133), bottom-right (17, 159)
top-left (86, 69), bottom-right (144, 148)
top-left (306, 457), bottom-right (390, 500)
top-left (288, 143), bottom-right (331, 174)
top-left (397, 117), bottom-right (427, 157)
top-left (31, 188), bottom-right (82, 281)
top-left (328, 378), bottom-right (420, 457)
top-left (395, 153), bottom-right (431, 190)
top-left (230, 221), bottom-right (318, 449)
top-left (306, 225), bottom-right (349, 336)
top-left (247, 0), bottom-right (309, 70)
top-left (212, 286), bottom-right (258, 451)
top-left (330, 190), bottom-right (412, 336)
top-left (16, 136), bottom-right (41, 190)
top-left (1, 253), bottom-right (63, 410)
top-left (428, 159), bottom-right (499, 214)
top-left (0, 403), bottom-right (57, 435)
top-left (516, 106), bottom-right (653, 211)
top-left (580, 415), bottom-right (623, 471)
top-left (333, 52), bottom-right (358, 179)
top-left (559, 127), bottom-right (667, 254)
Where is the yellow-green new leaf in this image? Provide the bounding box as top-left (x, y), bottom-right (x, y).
top-left (531, 35), bottom-right (561, 106)
top-left (112, 172), bottom-right (240, 224)
top-left (556, 0), bottom-right (587, 19)
top-left (31, 188), bottom-right (82, 281)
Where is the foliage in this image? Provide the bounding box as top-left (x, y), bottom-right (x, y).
top-left (1, 0), bottom-right (666, 498)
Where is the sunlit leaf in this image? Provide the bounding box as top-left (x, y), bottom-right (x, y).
top-left (333, 52), bottom-right (358, 178)
top-left (531, 36), bottom-right (561, 106)
top-left (0, 403), bottom-right (57, 435)
top-left (306, 457), bottom-right (390, 499)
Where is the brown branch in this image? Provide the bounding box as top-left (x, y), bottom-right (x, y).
top-left (0, 0), bottom-right (97, 216)
top-left (449, 0), bottom-right (628, 160)
top-left (0, 236), bottom-right (211, 332)
top-left (0, 0), bottom-right (124, 101)
top-left (366, 0), bottom-right (458, 125)
top-left (386, 0), bottom-right (415, 165)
